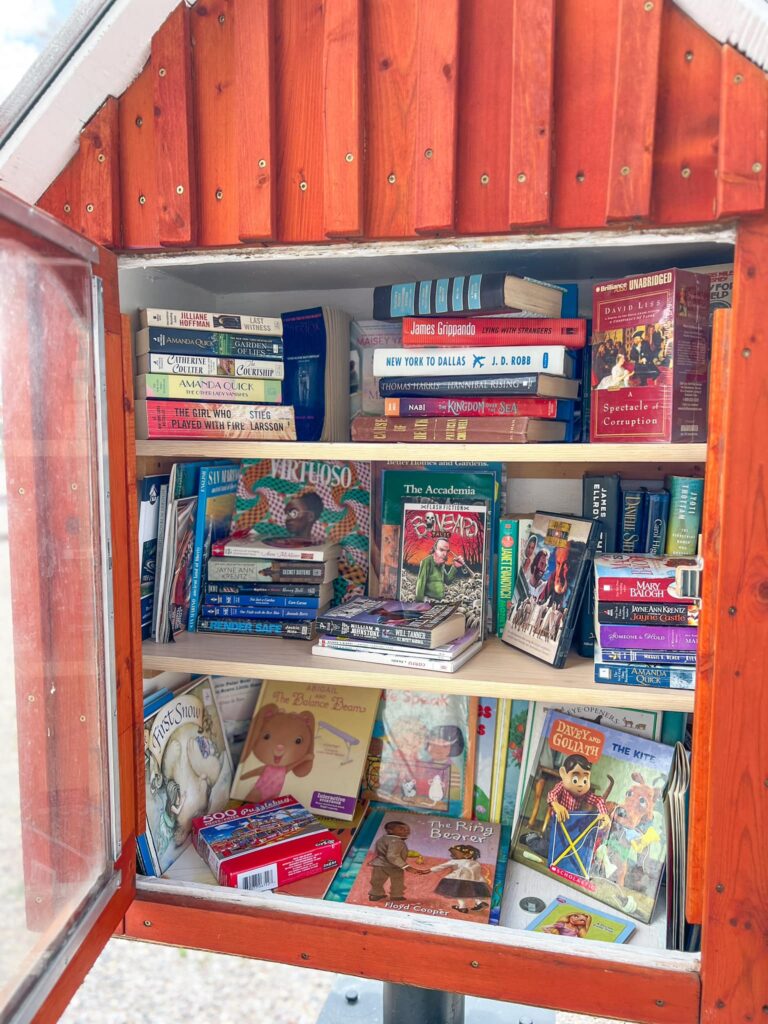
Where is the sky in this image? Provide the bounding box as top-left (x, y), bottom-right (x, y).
top-left (0, 0), bottom-right (78, 105)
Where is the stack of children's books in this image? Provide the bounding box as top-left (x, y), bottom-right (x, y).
top-left (350, 271), bottom-right (584, 444)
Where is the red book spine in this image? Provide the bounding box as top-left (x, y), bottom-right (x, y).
top-left (352, 415), bottom-right (541, 442)
top-left (597, 577), bottom-right (694, 603)
top-left (402, 317), bottom-right (586, 348)
top-left (135, 398), bottom-right (296, 440)
top-left (383, 396), bottom-right (561, 418)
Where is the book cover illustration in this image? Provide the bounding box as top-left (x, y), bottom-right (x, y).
top-left (210, 676), bottom-right (262, 764)
top-left (398, 501), bottom-right (488, 635)
top-left (343, 810), bottom-right (501, 923)
top-left (276, 800), bottom-right (369, 898)
top-left (230, 680), bottom-right (381, 820)
top-left (138, 474), bottom-right (169, 640)
top-left (143, 676), bottom-right (234, 875)
top-left (316, 597), bottom-right (465, 649)
top-left (512, 710), bottom-right (674, 923)
top-left (230, 459), bottom-right (370, 604)
top-left (525, 895), bottom-right (636, 944)
top-left (473, 699), bottom-right (498, 820)
top-left (188, 464), bottom-right (240, 632)
top-left (500, 700), bottom-right (529, 823)
top-left (501, 513), bottom-right (598, 667)
top-left (363, 689), bottom-right (477, 817)
top-left (167, 495), bottom-right (198, 638)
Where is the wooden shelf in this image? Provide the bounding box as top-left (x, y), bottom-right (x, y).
top-left (135, 440), bottom-right (707, 464)
top-left (142, 633), bottom-right (695, 712)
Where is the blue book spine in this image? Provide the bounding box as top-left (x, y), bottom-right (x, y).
top-left (282, 307), bottom-right (327, 442)
top-left (595, 663), bottom-right (696, 689)
top-left (559, 283), bottom-right (579, 318)
top-left (198, 618), bottom-right (315, 637)
top-left (597, 647), bottom-right (697, 666)
top-left (136, 833), bottom-right (159, 876)
top-left (201, 603), bottom-right (320, 620)
top-left (204, 593), bottom-right (321, 609)
top-left (643, 490), bottom-right (670, 555)
top-left (489, 824), bottom-right (513, 926)
top-left (188, 464), bottom-right (240, 632)
top-left (620, 487), bottom-right (647, 554)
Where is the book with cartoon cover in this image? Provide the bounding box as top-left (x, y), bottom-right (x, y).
top-left (362, 689), bottom-right (478, 818)
top-left (525, 895), bottom-right (636, 943)
top-left (511, 710), bottom-right (674, 923)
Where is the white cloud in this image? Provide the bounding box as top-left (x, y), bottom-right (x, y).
top-left (0, 40), bottom-right (40, 102)
top-left (0, 0), bottom-right (59, 104)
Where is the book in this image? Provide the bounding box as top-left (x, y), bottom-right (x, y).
top-left (378, 372), bottom-right (581, 399)
top-left (500, 700), bottom-right (530, 824)
top-left (598, 624), bottom-right (698, 651)
top-left (316, 597), bottom-right (466, 650)
top-left (151, 482), bottom-right (170, 639)
top-left (473, 699), bottom-right (498, 820)
top-left (598, 602), bottom-right (699, 627)
top-left (590, 269), bottom-right (710, 443)
top-left (397, 501), bottom-right (489, 636)
top-left (204, 592), bottom-right (326, 609)
top-left (373, 272), bottom-right (564, 320)
top-left (201, 604), bottom-right (328, 621)
top-left (229, 459), bottom-right (370, 604)
top-left (664, 476), bottom-right (704, 555)
top-left (134, 400), bottom-right (297, 440)
top-left (281, 307), bottom-right (351, 442)
top-left (138, 474), bottom-right (168, 640)
top-left (488, 699), bottom-right (511, 823)
top-left (205, 581), bottom-right (333, 599)
top-left (512, 709), bottom-right (674, 923)
top-left (577, 473), bottom-right (621, 658)
top-left (207, 557), bottom-right (338, 585)
top-left (338, 809), bottom-right (501, 923)
top-left (642, 489), bottom-right (670, 556)
top-left (140, 307), bottom-right (283, 336)
top-left (313, 627), bottom-right (479, 661)
top-left (135, 326), bottom-right (284, 360)
top-left (136, 352), bottom-right (285, 379)
top-left (619, 486), bottom-right (647, 555)
top-left (383, 396), bottom-right (576, 419)
top-left (372, 345), bottom-right (575, 379)
top-left (210, 676), bottom-right (262, 763)
top-left (402, 317), bottom-right (587, 348)
top-left (594, 647), bottom-right (697, 666)
top-left (192, 796), bottom-right (343, 890)
top-left (212, 535), bottom-right (341, 564)
top-left (275, 801), bottom-right (369, 898)
top-left (501, 512), bottom-right (599, 667)
top-left (142, 676), bottom-right (234, 875)
top-left (351, 416), bottom-right (567, 444)
top-left (363, 690), bottom-right (477, 818)
top-left (229, 680), bottom-right (381, 820)
top-left (136, 373), bottom-right (282, 404)
top-left (495, 518), bottom-right (519, 637)
top-left (525, 895), bottom-right (636, 943)
top-left (595, 664), bottom-right (696, 689)
top-left (198, 618), bottom-right (316, 639)
top-left (350, 320), bottom-right (402, 416)
top-left (594, 554), bottom-right (697, 603)
top-left (311, 639), bottom-right (483, 674)
top-left (187, 464), bottom-right (240, 632)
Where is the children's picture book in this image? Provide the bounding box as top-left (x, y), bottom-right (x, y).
top-left (340, 809), bottom-right (501, 924)
top-left (138, 474), bottom-right (169, 640)
top-left (363, 689), bottom-right (478, 817)
top-left (230, 680), bottom-right (381, 820)
top-left (398, 501), bottom-right (489, 636)
top-left (501, 512), bottom-right (599, 667)
top-left (316, 597), bottom-right (466, 650)
top-left (473, 699), bottom-right (498, 821)
top-left (524, 895), bottom-right (636, 943)
top-left (500, 701), bottom-right (529, 824)
top-left (143, 676), bottom-right (234, 875)
top-left (276, 800), bottom-right (369, 899)
top-left (210, 676), bottom-right (262, 764)
top-left (229, 459), bottom-right (370, 604)
top-left (188, 464), bottom-right (240, 631)
top-left (167, 495), bottom-right (198, 638)
top-left (512, 710), bottom-right (674, 923)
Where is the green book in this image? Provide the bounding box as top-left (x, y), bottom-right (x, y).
top-left (495, 518), bottom-right (519, 636)
top-left (664, 476), bottom-right (704, 555)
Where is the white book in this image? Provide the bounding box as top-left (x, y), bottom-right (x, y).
top-left (140, 307), bottom-right (283, 337)
top-left (311, 640), bottom-right (483, 673)
top-left (372, 345), bottom-right (575, 378)
top-left (213, 534), bottom-right (341, 564)
top-left (314, 627), bottom-right (479, 661)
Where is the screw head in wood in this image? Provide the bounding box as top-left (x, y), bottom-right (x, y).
top-left (655, 1000), bottom-right (665, 1008)
top-left (620, 165), bottom-right (631, 176)
top-left (97, 153), bottom-right (106, 163)
top-left (135, 116), bottom-right (143, 128)
top-left (218, 12), bottom-right (225, 22)
top-left (480, 173), bottom-right (490, 185)
top-left (299, 181), bottom-right (308, 191)
top-left (685, 50), bottom-right (694, 62)
top-left (387, 173), bottom-right (396, 184)
top-left (138, 194), bottom-right (146, 205)
top-left (576, 171), bottom-right (585, 183)
top-left (143, 920), bottom-right (152, 927)
top-left (681, 166), bottom-right (691, 178)
top-left (424, 148), bottom-right (433, 159)
top-left (63, 203), bottom-right (71, 214)
top-left (742, 348), bottom-right (752, 358)
top-left (470, 960), bottom-right (479, 968)
top-left (158, 67), bottom-right (167, 77)
top-left (643, 1), bottom-right (653, 9)
top-left (345, 152), bottom-right (354, 162)
top-left (86, 203), bottom-right (94, 213)
top-left (753, 162), bottom-right (763, 173)
top-left (716, 883), bottom-right (725, 892)
top-left (215, 189), bottom-right (224, 200)
top-left (258, 159), bottom-right (267, 168)
top-left (734, 74), bottom-right (744, 84)
top-left (301, 953), bottom-right (310, 960)
top-left (176, 185), bottom-right (185, 195)
top-left (517, 172), bottom-right (527, 183)
top-left (79, 715), bottom-right (86, 722)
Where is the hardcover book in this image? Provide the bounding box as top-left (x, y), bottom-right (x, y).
top-left (140, 307), bottom-right (283, 336)
top-left (229, 459), bottom-right (370, 604)
top-left (372, 345), bottom-right (575, 379)
top-left (316, 597), bottom-right (466, 650)
top-left (512, 710), bottom-right (674, 923)
top-left (201, 603), bottom-right (328, 621)
top-left (229, 680), bottom-right (381, 820)
top-left (142, 676), bottom-right (234, 875)
top-left (362, 690), bottom-right (477, 818)
top-left (281, 307), bottom-right (351, 442)
top-left (664, 476), bottom-right (704, 556)
top-left (350, 320), bottom-right (403, 416)
top-left (373, 272), bottom-right (564, 320)
top-left (187, 463), bottom-right (240, 632)
top-left (402, 317), bottom-right (586, 348)
top-left (136, 352), bottom-right (284, 379)
top-left (339, 809), bottom-right (501, 924)
top-left (136, 373), bottom-right (282, 404)
top-left (351, 415), bottom-right (568, 444)
top-left (377, 372), bottom-right (580, 399)
top-left (135, 326), bottom-right (284, 360)
top-left (501, 513), bottom-right (599, 667)
top-left (643, 490), bottom-right (670, 556)
top-left (577, 473), bottom-right (620, 658)
top-left (619, 486), bottom-right (647, 555)
top-left (525, 895), bottom-right (636, 943)
top-left (134, 400), bottom-right (297, 440)
top-left (590, 269), bottom-right (710, 443)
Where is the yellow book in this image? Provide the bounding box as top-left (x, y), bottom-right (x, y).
top-left (135, 372), bottom-right (282, 404)
top-left (488, 698), bottom-right (511, 823)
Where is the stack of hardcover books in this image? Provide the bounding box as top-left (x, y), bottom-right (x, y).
top-left (198, 535), bottom-right (339, 640)
top-left (593, 554), bottom-right (699, 691)
top-left (350, 271), bottom-right (584, 444)
top-left (133, 307), bottom-right (297, 440)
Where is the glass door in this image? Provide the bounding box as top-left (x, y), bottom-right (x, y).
top-left (0, 189), bottom-right (124, 1022)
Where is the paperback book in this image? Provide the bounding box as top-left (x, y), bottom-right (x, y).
top-left (136, 352), bottom-right (284, 379)
top-left (525, 895), bottom-right (636, 943)
top-left (401, 317), bottom-right (586, 348)
top-left (135, 326), bottom-right (284, 360)
top-left (383, 397), bottom-right (575, 419)
top-left (377, 373), bottom-right (580, 399)
top-left (594, 554), bottom-right (697, 603)
top-left (136, 373), bottom-right (282, 404)
top-left (311, 640), bottom-right (483, 674)
top-left (207, 557), bottom-right (338, 585)
top-left (187, 463), bottom-right (240, 632)
top-left (138, 474), bottom-right (168, 640)
top-left (372, 346), bottom-right (575, 379)
top-left (135, 400), bottom-right (297, 441)
top-left (275, 801), bottom-right (369, 898)
top-left (352, 416), bottom-right (568, 444)
top-left (140, 307), bottom-right (283, 336)
top-left (350, 320), bottom-right (402, 416)
top-left (212, 535), bottom-right (341, 564)
top-left (316, 597), bottom-right (465, 650)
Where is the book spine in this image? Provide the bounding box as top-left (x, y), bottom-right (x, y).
top-left (664, 476), bottom-right (704, 555)
top-left (138, 374), bottom-right (282, 404)
top-left (594, 663), bottom-right (696, 689)
top-left (315, 618), bottom-right (435, 649)
top-left (151, 484), bottom-right (169, 640)
top-left (378, 374), bottom-right (543, 397)
top-left (143, 308), bottom-right (283, 336)
top-left (205, 582), bottom-right (324, 596)
top-left (186, 474), bottom-right (209, 634)
top-left (198, 618), bottom-right (316, 638)
top-left (598, 602), bottom-right (698, 626)
top-left (577, 473), bottom-right (621, 657)
top-left (201, 604), bottom-right (318, 620)
top-left (204, 593), bottom-right (321, 609)
top-left (313, 644), bottom-right (463, 672)
top-left (495, 519), bottom-right (519, 637)
top-left (211, 540), bottom-right (328, 563)
top-left (598, 624), bottom-right (699, 651)
top-left (207, 560), bottom-right (327, 582)
top-left (383, 396), bottom-right (571, 418)
top-left (373, 273), bottom-right (509, 319)
top-left (596, 576), bottom-right (691, 603)
top-left (580, 337), bottom-right (592, 440)
top-left (373, 346), bottom-right (573, 378)
top-left (135, 400), bottom-right (296, 440)
top-left (351, 415), bottom-right (560, 443)
top-left (401, 317), bottom-right (586, 348)
top-left (597, 646), bottom-right (697, 665)
top-left (141, 327), bottom-right (284, 358)
top-left (140, 353), bottom-right (284, 379)
top-left (619, 488), bottom-right (647, 554)
top-left (642, 489), bottom-right (670, 555)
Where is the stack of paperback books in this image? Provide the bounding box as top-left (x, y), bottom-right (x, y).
top-left (593, 554), bottom-right (699, 691)
top-left (350, 271), bottom-right (584, 444)
top-left (133, 307), bottom-right (297, 440)
top-left (199, 534), bottom-right (339, 639)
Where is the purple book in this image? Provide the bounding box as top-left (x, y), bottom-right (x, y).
top-left (598, 624), bottom-right (698, 652)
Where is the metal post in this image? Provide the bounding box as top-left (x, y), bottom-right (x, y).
top-left (382, 982), bottom-right (465, 1024)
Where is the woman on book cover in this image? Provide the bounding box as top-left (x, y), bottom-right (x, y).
top-left (414, 844), bottom-right (491, 913)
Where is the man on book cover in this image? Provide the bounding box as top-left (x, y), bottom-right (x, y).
top-left (415, 537), bottom-right (465, 601)
top-left (368, 820), bottom-right (421, 902)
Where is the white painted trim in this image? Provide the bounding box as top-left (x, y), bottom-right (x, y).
top-left (0, 0), bottom-right (182, 205)
top-left (676, 0), bottom-right (768, 69)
